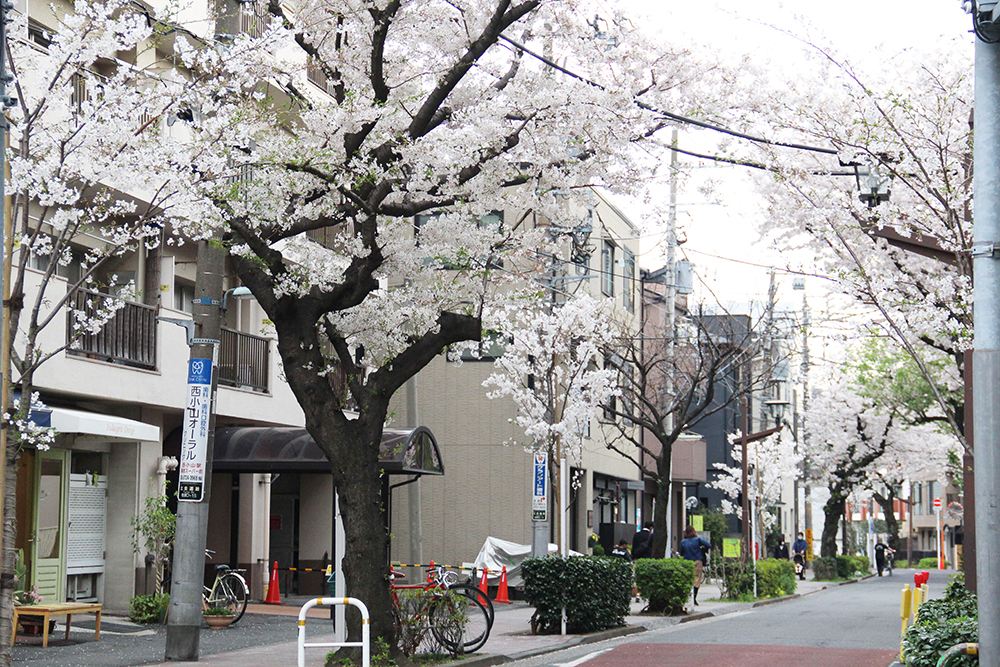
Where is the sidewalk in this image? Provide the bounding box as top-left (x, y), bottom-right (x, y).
top-left (128, 573), bottom-right (837, 667)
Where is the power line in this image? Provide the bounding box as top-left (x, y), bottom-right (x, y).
top-left (497, 33), bottom-right (840, 158)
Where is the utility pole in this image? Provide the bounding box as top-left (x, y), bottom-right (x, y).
top-left (166, 1), bottom-right (238, 658)
top-left (972, 3), bottom-right (1000, 665)
top-left (663, 128), bottom-right (678, 551)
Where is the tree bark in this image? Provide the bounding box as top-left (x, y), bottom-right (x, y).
top-left (650, 439), bottom-right (673, 559)
top-left (873, 488), bottom-right (901, 552)
top-left (821, 485), bottom-right (847, 558)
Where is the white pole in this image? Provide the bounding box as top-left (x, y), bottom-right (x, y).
top-left (937, 503), bottom-right (943, 570)
top-left (560, 456), bottom-right (567, 636)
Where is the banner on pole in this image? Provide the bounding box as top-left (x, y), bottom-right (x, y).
top-left (178, 358), bottom-right (213, 502)
top-left (532, 452), bottom-right (547, 522)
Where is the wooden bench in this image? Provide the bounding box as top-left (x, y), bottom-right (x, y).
top-left (11, 602), bottom-right (102, 648)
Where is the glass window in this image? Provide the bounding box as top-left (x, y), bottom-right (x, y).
top-left (623, 249), bottom-right (634, 312)
top-left (174, 282), bottom-right (195, 313)
top-left (602, 241), bottom-right (614, 296)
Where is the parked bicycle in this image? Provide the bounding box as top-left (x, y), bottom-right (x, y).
top-left (202, 550), bottom-right (249, 624)
top-left (390, 565), bottom-right (491, 655)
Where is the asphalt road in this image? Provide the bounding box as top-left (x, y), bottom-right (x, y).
top-left (518, 569), bottom-right (949, 667)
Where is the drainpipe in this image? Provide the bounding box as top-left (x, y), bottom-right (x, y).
top-left (156, 456), bottom-right (178, 497)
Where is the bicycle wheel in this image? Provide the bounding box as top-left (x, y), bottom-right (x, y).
top-left (216, 573), bottom-right (249, 623)
top-left (448, 584), bottom-right (494, 628)
top-left (430, 589), bottom-right (490, 654)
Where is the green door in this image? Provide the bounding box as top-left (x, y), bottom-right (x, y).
top-left (33, 450), bottom-right (68, 602)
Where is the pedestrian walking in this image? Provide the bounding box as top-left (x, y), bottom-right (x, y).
top-left (874, 539), bottom-right (894, 576)
top-left (632, 521), bottom-right (654, 560)
top-left (773, 538), bottom-right (789, 560)
top-left (680, 524), bottom-right (711, 606)
top-left (792, 531), bottom-right (808, 580)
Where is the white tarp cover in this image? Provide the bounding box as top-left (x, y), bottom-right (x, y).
top-left (472, 537), bottom-right (581, 588)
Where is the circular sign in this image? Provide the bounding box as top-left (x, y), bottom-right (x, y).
top-left (933, 497), bottom-right (942, 509)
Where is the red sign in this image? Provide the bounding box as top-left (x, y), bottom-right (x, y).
top-left (933, 497), bottom-right (942, 509)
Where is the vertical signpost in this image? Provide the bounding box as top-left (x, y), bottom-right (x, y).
top-left (178, 358), bottom-right (214, 502)
top-left (531, 452), bottom-right (548, 558)
top-left (934, 497), bottom-right (943, 570)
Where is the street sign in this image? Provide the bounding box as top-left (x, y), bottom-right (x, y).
top-left (532, 452), bottom-right (547, 522)
top-left (178, 358), bottom-right (213, 502)
top-left (934, 497), bottom-right (942, 509)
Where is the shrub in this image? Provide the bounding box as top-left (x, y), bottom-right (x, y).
top-left (129, 593), bottom-right (169, 624)
top-left (715, 559), bottom-right (756, 600)
top-left (633, 559), bottom-right (694, 614)
top-left (522, 555), bottom-right (632, 634)
top-left (918, 557), bottom-right (945, 569)
top-left (756, 559), bottom-right (796, 598)
top-left (835, 555), bottom-right (855, 579)
top-left (902, 574), bottom-right (977, 667)
top-left (811, 557), bottom-right (839, 581)
top-left (853, 555), bottom-right (870, 574)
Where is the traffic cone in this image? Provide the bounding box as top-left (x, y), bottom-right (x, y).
top-left (494, 566), bottom-right (511, 604)
top-left (479, 567), bottom-right (488, 598)
top-left (427, 560), bottom-right (435, 584)
top-left (264, 561), bottom-right (282, 604)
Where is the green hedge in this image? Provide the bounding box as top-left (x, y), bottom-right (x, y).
top-left (633, 559), bottom-right (694, 614)
top-left (853, 556), bottom-right (870, 574)
top-left (918, 557), bottom-right (946, 569)
top-left (756, 559), bottom-right (796, 598)
top-left (901, 575), bottom-right (977, 667)
top-left (715, 559), bottom-right (755, 600)
top-left (522, 555), bottom-right (632, 633)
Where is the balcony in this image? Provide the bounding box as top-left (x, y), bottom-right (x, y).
top-left (219, 327), bottom-right (269, 393)
top-left (66, 289), bottom-right (157, 370)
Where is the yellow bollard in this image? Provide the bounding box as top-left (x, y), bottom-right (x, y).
top-left (899, 585), bottom-right (913, 661)
top-left (911, 585), bottom-right (924, 625)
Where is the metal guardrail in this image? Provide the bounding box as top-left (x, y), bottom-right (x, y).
top-left (297, 597), bottom-right (369, 667)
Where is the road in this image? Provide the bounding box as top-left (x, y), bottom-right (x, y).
top-left (515, 570), bottom-right (947, 667)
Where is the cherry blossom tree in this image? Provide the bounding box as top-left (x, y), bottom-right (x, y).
top-left (709, 430), bottom-right (801, 544)
top-left (483, 293), bottom-right (617, 539)
top-left (0, 4), bottom-right (189, 658)
top-left (805, 370), bottom-right (954, 558)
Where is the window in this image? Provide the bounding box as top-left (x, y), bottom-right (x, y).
top-left (623, 248), bottom-right (635, 312)
top-left (174, 281), bottom-right (195, 313)
top-left (30, 241), bottom-right (82, 284)
top-left (601, 241), bottom-right (615, 296)
top-left (458, 334), bottom-right (507, 361)
top-left (602, 354), bottom-right (617, 420)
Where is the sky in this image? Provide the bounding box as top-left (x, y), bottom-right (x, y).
top-left (604, 0), bottom-right (973, 322)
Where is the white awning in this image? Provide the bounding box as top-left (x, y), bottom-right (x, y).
top-left (50, 407), bottom-right (160, 442)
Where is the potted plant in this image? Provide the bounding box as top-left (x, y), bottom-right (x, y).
top-left (203, 606), bottom-right (236, 629)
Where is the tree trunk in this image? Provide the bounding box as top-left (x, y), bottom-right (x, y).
top-left (0, 452), bottom-right (16, 667)
top-left (873, 489), bottom-right (901, 553)
top-left (650, 438), bottom-right (673, 559)
top-left (821, 487), bottom-right (846, 558)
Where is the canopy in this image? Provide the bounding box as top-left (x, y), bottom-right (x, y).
top-left (211, 425), bottom-right (443, 475)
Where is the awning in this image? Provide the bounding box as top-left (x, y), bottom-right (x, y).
top-left (24, 400), bottom-right (159, 442)
top-left (212, 426), bottom-right (444, 475)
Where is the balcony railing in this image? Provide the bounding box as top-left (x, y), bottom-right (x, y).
top-left (67, 289), bottom-right (157, 370)
top-left (219, 327), bottom-right (269, 393)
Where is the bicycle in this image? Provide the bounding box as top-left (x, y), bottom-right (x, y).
top-left (390, 566), bottom-right (491, 655)
top-left (202, 551), bottom-right (249, 624)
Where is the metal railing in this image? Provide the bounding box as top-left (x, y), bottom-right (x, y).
top-left (297, 597), bottom-right (369, 667)
top-left (67, 289), bottom-right (157, 370)
top-left (219, 327), bottom-right (269, 393)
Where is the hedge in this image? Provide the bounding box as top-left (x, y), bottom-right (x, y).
top-left (633, 559), bottom-right (694, 614)
top-left (756, 559), bottom-right (796, 598)
top-left (522, 555), bottom-right (632, 633)
top-left (901, 575), bottom-right (977, 667)
top-left (812, 556), bottom-right (838, 580)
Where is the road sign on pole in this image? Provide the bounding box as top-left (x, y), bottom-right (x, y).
top-left (532, 452), bottom-right (547, 522)
top-left (934, 497), bottom-right (942, 509)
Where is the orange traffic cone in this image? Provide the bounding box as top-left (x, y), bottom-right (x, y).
top-left (494, 566), bottom-right (511, 604)
top-left (478, 567), bottom-right (489, 598)
top-left (264, 561), bottom-right (282, 604)
top-left (427, 560), bottom-right (435, 584)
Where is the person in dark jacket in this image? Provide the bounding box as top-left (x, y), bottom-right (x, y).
top-left (610, 540), bottom-right (632, 561)
top-left (680, 524), bottom-right (712, 605)
top-left (792, 532), bottom-right (808, 580)
top-left (773, 538), bottom-right (789, 560)
top-left (632, 521), bottom-right (654, 560)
